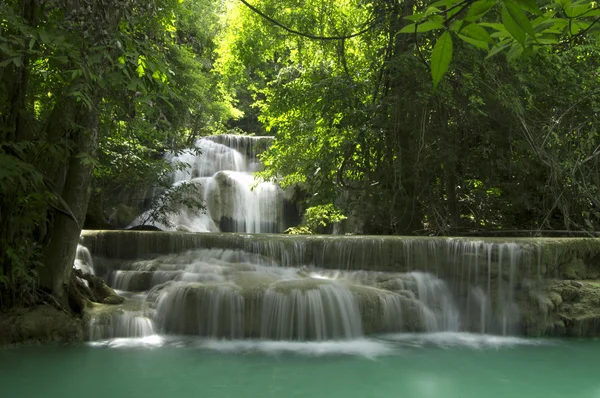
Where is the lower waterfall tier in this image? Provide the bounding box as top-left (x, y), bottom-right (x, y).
top-left (87, 248), bottom-right (525, 340)
top-left (80, 231), bottom-right (600, 340)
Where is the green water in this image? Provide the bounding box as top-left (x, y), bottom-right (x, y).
top-left (1, 334), bottom-right (599, 398)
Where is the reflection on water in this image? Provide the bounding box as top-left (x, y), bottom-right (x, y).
top-left (1, 336), bottom-right (600, 398)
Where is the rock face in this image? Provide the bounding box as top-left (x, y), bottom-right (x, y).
top-left (0, 305), bottom-right (84, 346)
top-left (522, 280), bottom-right (600, 337)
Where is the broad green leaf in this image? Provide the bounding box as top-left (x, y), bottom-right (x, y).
top-left (425, 6), bottom-right (442, 16)
top-left (504, 0), bottom-right (538, 40)
top-left (429, 14), bottom-right (446, 24)
top-left (404, 13), bottom-right (426, 22)
top-left (564, 4), bottom-right (591, 17)
top-left (430, 0), bottom-right (464, 8)
top-left (487, 41), bottom-right (511, 58)
top-left (399, 22), bottom-right (445, 33)
top-left (461, 23), bottom-right (493, 43)
top-left (570, 21), bottom-right (591, 34)
top-left (502, 4), bottom-right (527, 44)
top-left (533, 16), bottom-right (564, 33)
top-left (0, 57), bottom-right (21, 67)
top-left (0, 43), bottom-right (12, 55)
top-left (512, 0), bottom-right (542, 14)
top-left (491, 30), bottom-right (513, 38)
top-left (38, 29), bottom-right (50, 44)
top-left (458, 34), bottom-right (490, 49)
top-left (506, 43), bottom-right (524, 61)
top-left (480, 22), bottom-right (508, 31)
top-left (536, 37), bottom-right (560, 44)
top-left (431, 31), bottom-right (453, 89)
top-left (465, 0), bottom-right (498, 21)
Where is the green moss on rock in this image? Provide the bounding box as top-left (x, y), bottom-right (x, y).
top-left (0, 305), bottom-right (84, 346)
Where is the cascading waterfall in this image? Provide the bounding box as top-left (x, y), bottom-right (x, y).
top-left (132, 135), bottom-right (286, 233)
top-left (81, 134), bottom-right (565, 341)
top-left (83, 235), bottom-right (537, 341)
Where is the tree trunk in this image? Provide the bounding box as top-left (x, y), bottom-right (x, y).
top-left (38, 104), bottom-right (99, 304)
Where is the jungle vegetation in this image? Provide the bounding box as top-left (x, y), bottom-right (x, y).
top-left (1, 0), bottom-right (599, 308)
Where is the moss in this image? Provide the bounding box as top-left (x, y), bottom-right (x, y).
top-left (0, 305), bottom-right (84, 346)
top-left (561, 258), bottom-right (589, 280)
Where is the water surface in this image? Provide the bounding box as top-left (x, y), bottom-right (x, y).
top-left (2, 333), bottom-right (599, 398)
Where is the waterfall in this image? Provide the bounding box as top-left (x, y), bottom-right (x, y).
top-left (81, 135), bottom-right (599, 340)
top-left (131, 135), bottom-right (286, 233)
top-left (82, 233), bottom-right (550, 340)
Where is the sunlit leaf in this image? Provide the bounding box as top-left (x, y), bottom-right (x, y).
top-left (502, 4), bottom-right (526, 44)
top-left (431, 31), bottom-right (453, 89)
top-left (399, 21), bottom-right (445, 33)
top-left (465, 0), bottom-right (498, 21)
top-left (504, 0), bottom-right (538, 40)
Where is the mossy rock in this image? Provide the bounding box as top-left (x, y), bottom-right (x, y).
top-left (0, 305), bottom-right (84, 346)
top-left (531, 280), bottom-right (600, 337)
top-left (561, 258), bottom-right (588, 280)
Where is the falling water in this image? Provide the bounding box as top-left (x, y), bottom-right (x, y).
top-left (82, 235), bottom-right (540, 341)
top-left (132, 135), bottom-right (286, 233)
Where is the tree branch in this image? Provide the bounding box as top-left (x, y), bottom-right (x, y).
top-left (238, 0), bottom-right (374, 41)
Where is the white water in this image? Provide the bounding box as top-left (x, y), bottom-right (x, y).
top-left (132, 135), bottom-right (285, 233)
top-left (87, 239), bottom-right (530, 341)
top-left (87, 333), bottom-right (546, 357)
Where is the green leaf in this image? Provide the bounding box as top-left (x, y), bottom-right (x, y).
top-left (506, 43), bottom-right (524, 62)
top-left (425, 6), bottom-right (442, 16)
top-left (461, 23), bottom-right (493, 43)
top-left (0, 42), bottom-right (11, 55)
top-left (431, 31), bottom-right (453, 89)
top-left (504, 0), bottom-right (538, 40)
top-left (480, 22), bottom-right (509, 31)
top-left (502, 4), bottom-right (527, 44)
top-left (533, 17), bottom-right (567, 33)
top-left (570, 21), bottom-right (591, 34)
top-left (0, 57), bottom-right (17, 67)
top-left (458, 34), bottom-right (490, 49)
top-left (465, 0), bottom-right (498, 21)
top-left (511, 0), bottom-right (542, 14)
top-left (399, 21), bottom-right (445, 33)
top-left (39, 29), bottom-right (50, 44)
top-left (404, 13), bottom-right (426, 22)
top-left (487, 42), bottom-right (511, 58)
top-left (430, 0), bottom-right (464, 8)
top-left (564, 4), bottom-right (591, 18)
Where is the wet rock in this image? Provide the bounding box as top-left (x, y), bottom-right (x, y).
top-left (526, 280), bottom-right (600, 337)
top-left (560, 285), bottom-right (582, 302)
top-left (103, 295), bottom-right (125, 305)
top-left (74, 269), bottom-right (125, 305)
top-left (0, 305), bottom-right (84, 346)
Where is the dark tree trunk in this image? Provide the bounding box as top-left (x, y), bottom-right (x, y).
top-left (38, 103), bottom-right (99, 304)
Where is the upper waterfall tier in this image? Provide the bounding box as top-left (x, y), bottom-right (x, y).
top-left (132, 135), bottom-right (289, 234)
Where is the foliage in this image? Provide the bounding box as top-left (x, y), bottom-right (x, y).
top-left (398, 0), bottom-right (600, 87)
top-left (0, 0), bottom-right (233, 305)
top-left (216, 0), bottom-right (600, 235)
top-left (285, 204), bottom-right (347, 234)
